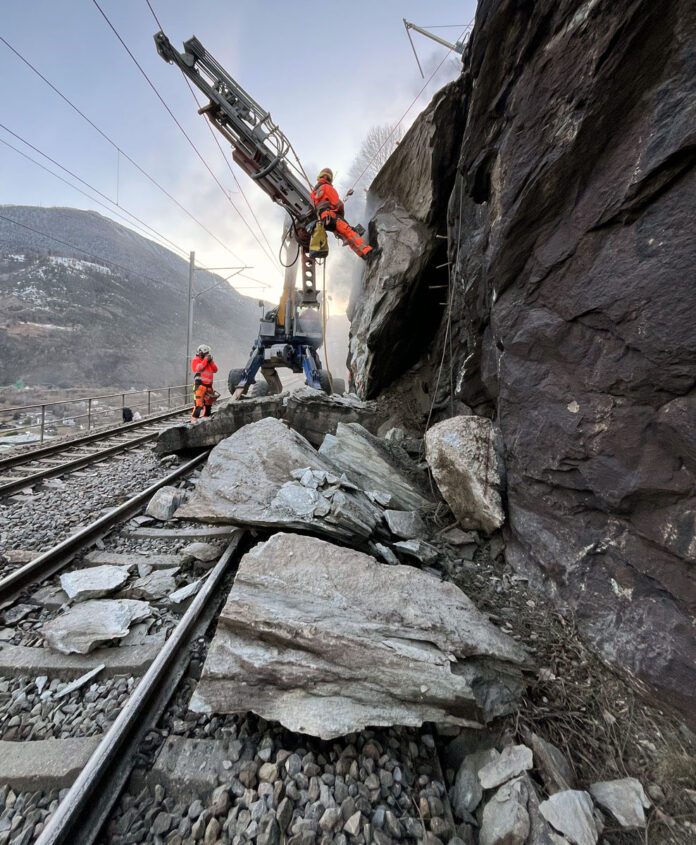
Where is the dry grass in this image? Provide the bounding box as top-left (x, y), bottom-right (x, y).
top-left (441, 531), bottom-right (696, 845)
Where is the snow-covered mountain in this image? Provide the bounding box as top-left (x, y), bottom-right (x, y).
top-left (0, 206), bottom-right (265, 390)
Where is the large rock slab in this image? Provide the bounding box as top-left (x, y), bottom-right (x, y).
top-left (190, 532), bottom-right (529, 739)
top-left (175, 418), bottom-right (381, 541)
top-left (283, 387), bottom-right (383, 447)
top-left (155, 395), bottom-right (285, 454)
top-left (155, 389), bottom-right (384, 454)
top-left (425, 416), bottom-right (505, 535)
top-left (319, 423), bottom-right (432, 510)
top-left (59, 565), bottom-right (131, 602)
top-left (42, 599), bottom-right (151, 654)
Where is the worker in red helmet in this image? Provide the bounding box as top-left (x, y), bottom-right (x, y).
top-left (190, 343), bottom-right (219, 422)
top-left (310, 168), bottom-right (373, 259)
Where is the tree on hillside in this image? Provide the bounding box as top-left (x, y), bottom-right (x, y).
top-left (345, 123), bottom-right (404, 195)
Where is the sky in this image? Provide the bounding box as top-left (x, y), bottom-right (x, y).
top-left (0, 0), bottom-right (477, 309)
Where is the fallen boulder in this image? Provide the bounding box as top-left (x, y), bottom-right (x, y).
top-left (479, 777), bottom-right (530, 845)
top-left (589, 777), bottom-right (650, 828)
top-left (123, 567), bottom-right (179, 601)
top-left (425, 416), bottom-right (505, 534)
top-left (146, 486), bottom-right (187, 521)
top-left (190, 532), bottom-right (529, 739)
top-left (319, 423), bottom-right (432, 510)
top-left (539, 790), bottom-right (599, 845)
top-left (383, 509), bottom-right (427, 540)
top-left (283, 387), bottom-right (383, 447)
top-left (175, 418), bottom-right (381, 542)
top-left (155, 395), bottom-right (285, 455)
top-left (42, 599), bottom-right (151, 654)
top-left (59, 565), bottom-right (131, 602)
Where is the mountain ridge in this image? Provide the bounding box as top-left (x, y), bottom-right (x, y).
top-left (0, 205), bottom-right (264, 390)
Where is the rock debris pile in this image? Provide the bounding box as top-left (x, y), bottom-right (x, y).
top-left (166, 399), bottom-right (531, 740)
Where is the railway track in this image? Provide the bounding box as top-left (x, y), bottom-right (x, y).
top-left (0, 407), bottom-right (190, 497)
top-left (0, 414), bottom-right (453, 845)
top-left (0, 446), bottom-right (251, 844)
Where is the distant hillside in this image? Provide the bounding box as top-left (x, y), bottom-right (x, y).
top-left (0, 206), bottom-right (265, 391)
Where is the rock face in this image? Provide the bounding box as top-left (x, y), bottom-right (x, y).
top-left (425, 416), bottom-right (505, 534)
top-left (348, 77), bottom-right (467, 399)
top-left (190, 532), bottom-right (529, 739)
top-left (175, 418), bottom-right (381, 542)
top-left (348, 0), bottom-right (696, 723)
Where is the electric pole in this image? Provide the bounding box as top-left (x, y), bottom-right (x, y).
top-left (186, 250), bottom-right (195, 388)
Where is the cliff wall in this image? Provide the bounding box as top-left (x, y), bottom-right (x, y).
top-left (349, 0), bottom-right (696, 722)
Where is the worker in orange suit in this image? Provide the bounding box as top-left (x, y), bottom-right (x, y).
top-left (310, 168), bottom-right (373, 259)
top-left (190, 343), bottom-right (219, 422)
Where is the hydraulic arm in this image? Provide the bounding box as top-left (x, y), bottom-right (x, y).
top-left (155, 32), bottom-right (330, 396)
top-left (155, 32), bottom-right (318, 307)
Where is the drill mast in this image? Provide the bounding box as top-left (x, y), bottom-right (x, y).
top-left (154, 32), bottom-right (318, 306)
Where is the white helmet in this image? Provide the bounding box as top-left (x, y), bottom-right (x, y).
top-left (196, 344), bottom-right (211, 357)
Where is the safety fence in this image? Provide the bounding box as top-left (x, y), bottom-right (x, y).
top-left (0, 384), bottom-right (190, 446)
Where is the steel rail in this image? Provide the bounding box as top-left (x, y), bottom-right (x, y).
top-left (0, 418), bottom-right (188, 497)
top-left (34, 530), bottom-right (244, 845)
top-left (0, 451), bottom-right (209, 605)
top-left (0, 405), bottom-right (189, 472)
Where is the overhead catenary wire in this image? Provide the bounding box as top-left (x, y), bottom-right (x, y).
top-left (143, 0), bottom-right (279, 266)
top-left (0, 127), bottom-right (189, 260)
top-left (0, 34), bottom-right (245, 266)
top-left (90, 0), bottom-right (279, 269)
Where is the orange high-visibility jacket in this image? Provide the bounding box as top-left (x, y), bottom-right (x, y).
top-left (191, 355), bottom-right (218, 386)
top-left (310, 178), bottom-right (345, 217)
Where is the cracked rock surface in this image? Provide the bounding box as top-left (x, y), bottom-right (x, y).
top-left (190, 532), bottom-right (529, 739)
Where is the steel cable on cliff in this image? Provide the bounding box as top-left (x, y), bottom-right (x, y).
top-left (424, 184), bottom-right (464, 435)
top-left (90, 0), bottom-right (279, 269)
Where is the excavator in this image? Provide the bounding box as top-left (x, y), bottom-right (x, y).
top-left (155, 33), bottom-right (347, 399)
